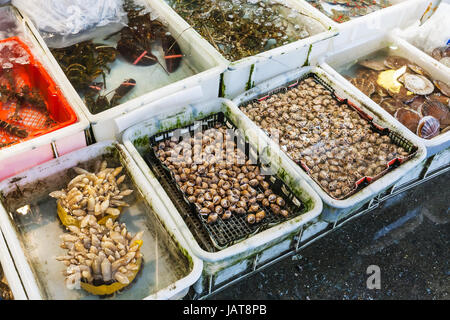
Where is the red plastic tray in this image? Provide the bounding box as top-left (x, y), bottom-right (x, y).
top-left (0, 37), bottom-right (77, 149)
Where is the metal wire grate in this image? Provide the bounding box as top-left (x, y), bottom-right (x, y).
top-left (145, 113), bottom-right (305, 251)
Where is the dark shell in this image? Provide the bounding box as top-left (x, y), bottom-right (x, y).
top-left (419, 100), bottom-right (450, 127)
top-left (384, 55), bottom-right (411, 69)
top-left (408, 95), bottom-right (425, 111)
top-left (417, 116), bottom-right (440, 139)
top-left (427, 93), bottom-right (450, 106)
top-left (350, 77), bottom-right (375, 97)
top-left (371, 93), bottom-right (383, 105)
top-left (407, 63), bottom-right (431, 77)
top-left (356, 68), bottom-right (378, 79)
top-left (358, 59), bottom-right (387, 71)
top-left (434, 80), bottom-right (450, 97)
top-left (431, 47), bottom-right (443, 61)
top-left (380, 98), bottom-right (404, 115)
top-left (395, 108), bottom-right (421, 133)
top-left (389, 85), bottom-right (413, 103)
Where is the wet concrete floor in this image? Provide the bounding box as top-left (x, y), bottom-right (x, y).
top-left (210, 171), bottom-right (450, 300)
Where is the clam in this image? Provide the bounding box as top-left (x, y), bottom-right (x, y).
top-left (431, 47), bottom-right (443, 61)
top-left (358, 59), bottom-right (387, 71)
top-left (408, 95), bottom-right (425, 111)
top-left (417, 116), bottom-right (440, 139)
top-left (394, 108), bottom-right (421, 133)
top-left (407, 63), bottom-right (430, 77)
top-left (384, 55), bottom-right (411, 69)
top-left (380, 98), bottom-right (403, 115)
top-left (419, 100), bottom-right (450, 127)
top-left (403, 73), bottom-right (434, 95)
top-left (427, 93), bottom-right (450, 106)
top-left (350, 78), bottom-right (375, 97)
top-left (433, 80), bottom-right (450, 97)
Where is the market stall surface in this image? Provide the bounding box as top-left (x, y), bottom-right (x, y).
top-left (207, 171), bottom-right (450, 300)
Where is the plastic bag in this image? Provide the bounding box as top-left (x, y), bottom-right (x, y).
top-left (398, 1), bottom-right (450, 55)
top-left (11, 0), bottom-right (128, 48)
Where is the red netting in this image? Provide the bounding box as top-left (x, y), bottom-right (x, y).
top-left (0, 37), bottom-right (77, 149)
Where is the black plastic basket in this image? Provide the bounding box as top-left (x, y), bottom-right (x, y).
top-left (144, 112), bottom-right (305, 251)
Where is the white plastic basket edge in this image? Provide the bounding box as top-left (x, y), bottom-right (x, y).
top-left (0, 141), bottom-right (203, 300)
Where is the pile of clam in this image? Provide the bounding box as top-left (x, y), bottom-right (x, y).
top-left (154, 124), bottom-right (289, 225)
top-left (240, 77), bottom-right (410, 199)
top-left (57, 217), bottom-right (143, 288)
top-left (430, 45), bottom-right (450, 68)
top-left (49, 161), bottom-right (134, 221)
top-left (346, 54), bottom-right (450, 139)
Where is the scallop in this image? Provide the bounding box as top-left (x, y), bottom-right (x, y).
top-left (417, 116), bottom-right (440, 139)
top-left (350, 78), bottom-right (375, 97)
top-left (403, 74), bottom-right (434, 95)
top-left (380, 98), bottom-right (403, 115)
top-left (408, 95), bottom-right (425, 111)
top-left (419, 100), bottom-right (450, 127)
top-left (433, 80), bottom-right (450, 97)
top-left (384, 55), bottom-right (411, 69)
top-left (394, 108), bottom-right (421, 133)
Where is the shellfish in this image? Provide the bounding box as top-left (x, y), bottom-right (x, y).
top-left (350, 78), bottom-right (375, 97)
top-left (403, 73), bottom-right (434, 95)
top-left (380, 98), bottom-right (403, 115)
top-left (358, 59), bottom-right (387, 71)
top-left (395, 108), bottom-right (421, 133)
top-left (433, 80), bottom-right (450, 97)
top-left (384, 55), bottom-right (411, 69)
top-left (417, 116), bottom-right (440, 139)
top-left (419, 100), bottom-right (450, 127)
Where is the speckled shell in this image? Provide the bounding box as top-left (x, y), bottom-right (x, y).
top-left (403, 74), bottom-right (434, 95)
top-left (417, 116), bottom-right (440, 139)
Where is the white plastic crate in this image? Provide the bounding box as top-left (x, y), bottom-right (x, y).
top-left (152, 0), bottom-right (338, 100)
top-left (0, 141), bottom-right (202, 299)
top-left (302, 0), bottom-right (435, 61)
top-left (120, 98), bottom-right (323, 294)
top-left (0, 6), bottom-right (90, 182)
top-left (18, 0), bottom-right (228, 142)
top-left (0, 228), bottom-right (27, 300)
top-left (232, 66), bottom-right (427, 222)
top-left (319, 32), bottom-right (450, 157)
